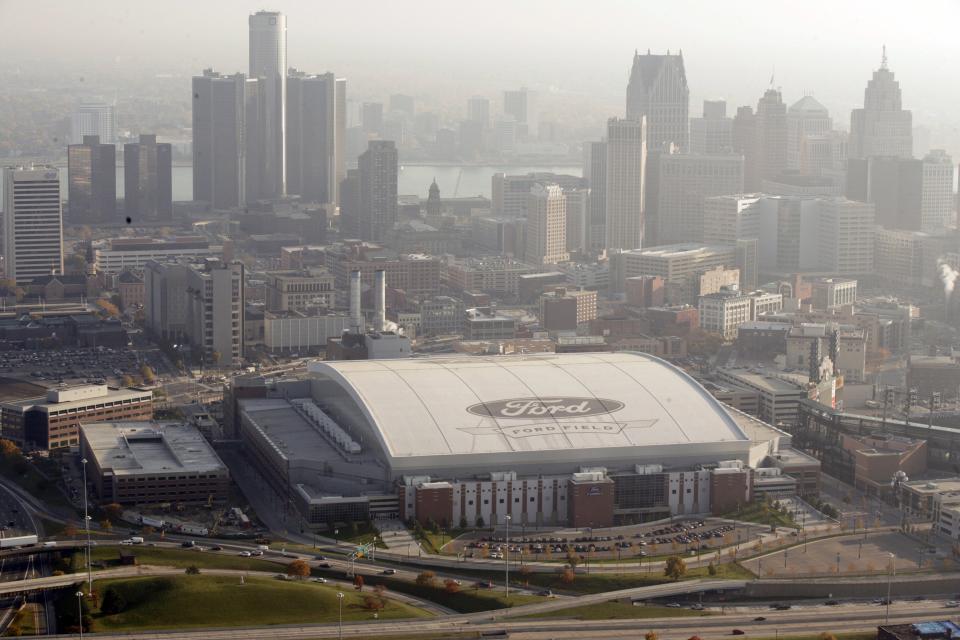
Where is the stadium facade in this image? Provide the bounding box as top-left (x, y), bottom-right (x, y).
top-left (237, 352), bottom-right (818, 528)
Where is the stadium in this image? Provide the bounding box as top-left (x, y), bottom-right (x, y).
top-left (237, 352), bottom-right (819, 528)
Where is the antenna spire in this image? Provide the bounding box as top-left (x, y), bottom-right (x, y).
top-left (881, 44), bottom-right (888, 69)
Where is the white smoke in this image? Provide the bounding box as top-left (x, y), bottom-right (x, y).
top-left (939, 260), bottom-right (959, 298)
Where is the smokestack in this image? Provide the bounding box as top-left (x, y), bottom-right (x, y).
top-left (374, 269), bottom-right (386, 332)
top-left (350, 270), bottom-right (363, 334)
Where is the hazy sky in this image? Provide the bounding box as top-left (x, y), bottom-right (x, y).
top-left (3, 0), bottom-right (959, 126)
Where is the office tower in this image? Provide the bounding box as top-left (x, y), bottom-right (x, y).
top-left (786, 96), bottom-right (832, 175)
top-left (124, 135), bottom-right (172, 222)
top-left (67, 135), bottom-right (116, 223)
top-left (754, 88), bottom-right (788, 186)
top-left (847, 151), bottom-right (954, 231)
top-left (358, 141), bottom-right (398, 242)
top-left (732, 106), bottom-right (757, 187)
top-left (362, 102), bottom-right (384, 134)
top-left (467, 96), bottom-right (490, 128)
top-left (655, 153), bottom-right (744, 245)
top-left (818, 198), bottom-right (875, 275)
top-left (339, 169), bottom-right (361, 238)
top-left (185, 260), bottom-right (245, 366)
top-left (287, 70), bottom-right (337, 204)
top-left (525, 183), bottom-right (569, 265)
top-left (495, 118), bottom-right (517, 155)
top-left (3, 166), bottom-right (63, 285)
top-left (248, 10), bottom-right (287, 198)
top-left (504, 87), bottom-right (535, 137)
top-left (70, 102), bottom-right (115, 145)
top-left (690, 100), bottom-right (733, 154)
top-left (604, 117), bottom-right (647, 251)
top-left (564, 187), bottom-right (589, 254)
top-left (849, 48), bottom-right (912, 159)
top-left (334, 79), bottom-right (347, 205)
top-left (389, 94), bottom-right (415, 117)
top-left (583, 141), bottom-right (607, 254)
top-left (243, 77), bottom-right (266, 202)
top-left (625, 50), bottom-right (689, 151)
top-left (703, 194), bottom-right (762, 246)
top-left (192, 69), bottom-right (247, 210)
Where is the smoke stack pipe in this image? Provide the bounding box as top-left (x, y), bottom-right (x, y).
top-left (350, 270), bottom-right (363, 334)
top-left (374, 269), bottom-right (386, 332)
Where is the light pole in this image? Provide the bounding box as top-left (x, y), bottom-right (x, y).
top-left (504, 515), bottom-right (511, 598)
top-left (337, 591), bottom-right (344, 640)
top-left (75, 591), bottom-right (84, 639)
top-left (81, 457), bottom-right (92, 592)
top-left (885, 553), bottom-right (895, 624)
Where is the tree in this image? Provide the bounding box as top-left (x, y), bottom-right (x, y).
top-left (103, 503), bottom-right (123, 521)
top-left (140, 364), bottom-right (156, 384)
top-left (354, 574), bottom-right (365, 591)
top-left (63, 523), bottom-right (78, 538)
top-left (819, 634), bottom-right (837, 640)
top-left (99, 519), bottom-right (112, 531)
top-left (95, 298), bottom-right (121, 318)
top-left (707, 562), bottom-right (717, 576)
top-left (415, 571), bottom-right (436, 587)
top-left (664, 556), bottom-right (687, 581)
top-left (475, 516), bottom-right (485, 528)
top-left (645, 632), bottom-right (658, 640)
top-left (560, 567), bottom-right (575, 584)
top-left (65, 254), bottom-right (88, 275)
top-left (185, 565), bottom-right (200, 575)
top-left (0, 439), bottom-right (22, 459)
top-left (459, 516), bottom-right (468, 530)
top-left (444, 579), bottom-right (460, 593)
top-left (100, 587), bottom-right (126, 614)
top-left (519, 564), bottom-right (533, 584)
top-left (363, 594), bottom-right (385, 611)
top-left (287, 559), bottom-right (311, 580)
top-left (121, 374), bottom-right (135, 387)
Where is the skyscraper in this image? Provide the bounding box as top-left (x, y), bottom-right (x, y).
top-left (467, 96), bottom-right (491, 128)
top-left (248, 10), bottom-right (287, 198)
top-left (339, 169), bottom-right (361, 238)
top-left (625, 50), bottom-right (689, 151)
top-left (3, 166), bottom-right (63, 285)
top-left (358, 141), bottom-right (398, 242)
top-left (192, 69), bottom-right (247, 210)
top-left (655, 153), bottom-right (744, 245)
top-left (287, 70), bottom-right (337, 204)
top-left (525, 183), bottom-right (569, 265)
top-left (849, 48), bottom-right (913, 159)
top-left (335, 78), bottom-right (347, 206)
top-left (786, 96), bottom-right (832, 175)
top-left (583, 141), bottom-right (607, 254)
top-left (67, 135), bottom-right (116, 223)
top-left (504, 88), bottom-right (535, 138)
top-left (70, 102), bottom-right (115, 145)
top-left (689, 100), bottom-right (733, 155)
top-left (124, 134), bottom-right (172, 222)
top-left (605, 117), bottom-right (647, 251)
top-left (754, 88), bottom-right (788, 187)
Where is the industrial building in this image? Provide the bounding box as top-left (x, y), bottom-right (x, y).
top-left (79, 421), bottom-right (229, 505)
top-left (236, 352), bottom-right (818, 528)
top-left (0, 385), bottom-right (153, 451)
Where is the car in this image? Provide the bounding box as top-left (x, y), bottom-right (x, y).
top-left (316, 555), bottom-right (328, 560)
top-left (773, 604), bottom-right (791, 611)
top-left (945, 601), bottom-right (960, 608)
top-left (239, 551), bottom-right (251, 557)
top-left (319, 562), bottom-right (332, 568)
top-left (732, 631), bottom-right (745, 636)
top-left (690, 603), bottom-right (704, 610)
top-left (666, 603), bottom-right (682, 608)
top-left (380, 568), bottom-right (395, 575)
top-left (824, 600), bottom-right (840, 606)
top-left (181, 541), bottom-right (195, 548)
top-left (211, 545), bottom-right (223, 551)
top-left (753, 616), bottom-right (767, 622)
top-left (538, 590), bottom-right (553, 597)
top-left (313, 577), bottom-right (328, 583)
top-left (250, 550), bottom-right (263, 556)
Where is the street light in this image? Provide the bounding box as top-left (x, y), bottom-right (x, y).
top-left (885, 553), bottom-right (895, 624)
top-left (337, 591), bottom-right (344, 640)
top-left (81, 457), bottom-right (92, 592)
top-left (75, 591), bottom-right (84, 639)
top-left (504, 515), bottom-right (511, 598)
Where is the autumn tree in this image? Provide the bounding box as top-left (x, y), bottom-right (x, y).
top-left (354, 574), bottom-right (365, 591)
top-left (415, 571), bottom-right (436, 587)
top-left (444, 579), bottom-right (460, 593)
top-left (560, 567), bottom-right (576, 584)
top-left (286, 559), bottom-right (311, 580)
top-left (121, 374), bottom-right (135, 387)
top-left (140, 364), bottom-right (156, 384)
top-left (99, 519), bottom-right (112, 531)
top-left (185, 565), bottom-right (200, 575)
top-left (95, 298), bottom-right (121, 318)
top-left (363, 594), bottom-right (385, 611)
top-left (664, 556), bottom-right (687, 581)
top-left (645, 632), bottom-right (658, 640)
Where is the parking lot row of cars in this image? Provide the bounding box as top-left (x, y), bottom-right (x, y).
top-left (0, 346), bottom-right (156, 383)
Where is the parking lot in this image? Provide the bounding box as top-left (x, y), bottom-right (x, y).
top-left (0, 346), bottom-right (167, 387)
top-left (741, 530), bottom-right (956, 577)
top-left (451, 518), bottom-right (767, 561)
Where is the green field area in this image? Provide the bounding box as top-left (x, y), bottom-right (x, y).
top-left (69, 546), bottom-right (286, 573)
top-left (723, 502), bottom-right (796, 528)
top-left (86, 575), bottom-right (431, 631)
top-left (520, 601), bottom-right (710, 620)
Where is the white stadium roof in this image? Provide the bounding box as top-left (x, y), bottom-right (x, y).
top-left (309, 353), bottom-right (750, 468)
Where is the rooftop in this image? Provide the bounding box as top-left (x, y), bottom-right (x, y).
top-left (81, 422), bottom-right (227, 476)
top-left (1, 385), bottom-right (152, 413)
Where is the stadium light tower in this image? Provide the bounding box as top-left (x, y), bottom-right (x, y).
top-left (505, 514), bottom-right (511, 597)
top-left (81, 457), bottom-right (92, 591)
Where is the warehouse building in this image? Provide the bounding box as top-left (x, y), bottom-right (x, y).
top-left (237, 352), bottom-right (817, 528)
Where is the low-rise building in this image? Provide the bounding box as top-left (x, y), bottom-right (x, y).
top-left (79, 421), bottom-right (229, 505)
top-left (265, 269), bottom-right (336, 312)
top-left (464, 307), bottom-right (517, 340)
top-left (539, 287), bottom-right (598, 331)
top-left (841, 433), bottom-right (927, 497)
top-left (94, 237), bottom-right (221, 274)
top-left (810, 277), bottom-right (857, 309)
top-left (1, 385), bottom-right (153, 451)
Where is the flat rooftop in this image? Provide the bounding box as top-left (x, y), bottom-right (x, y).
top-left (2, 386), bottom-right (152, 413)
top-left (238, 398), bottom-right (333, 463)
top-left (719, 369), bottom-right (807, 394)
top-left (81, 422), bottom-right (226, 476)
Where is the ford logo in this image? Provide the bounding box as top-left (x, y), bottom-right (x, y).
top-left (467, 397), bottom-right (625, 420)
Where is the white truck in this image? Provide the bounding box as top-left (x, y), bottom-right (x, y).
top-left (0, 535), bottom-right (39, 549)
top-left (130, 536), bottom-right (144, 544)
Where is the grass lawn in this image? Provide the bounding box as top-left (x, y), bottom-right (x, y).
top-left (88, 575), bottom-right (431, 631)
top-left (722, 502), bottom-right (796, 528)
top-left (502, 562), bottom-right (754, 595)
top-left (419, 528), bottom-right (467, 554)
top-left (70, 546), bottom-right (286, 573)
top-left (0, 456), bottom-right (74, 513)
top-left (520, 601), bottom-right (710, 620)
